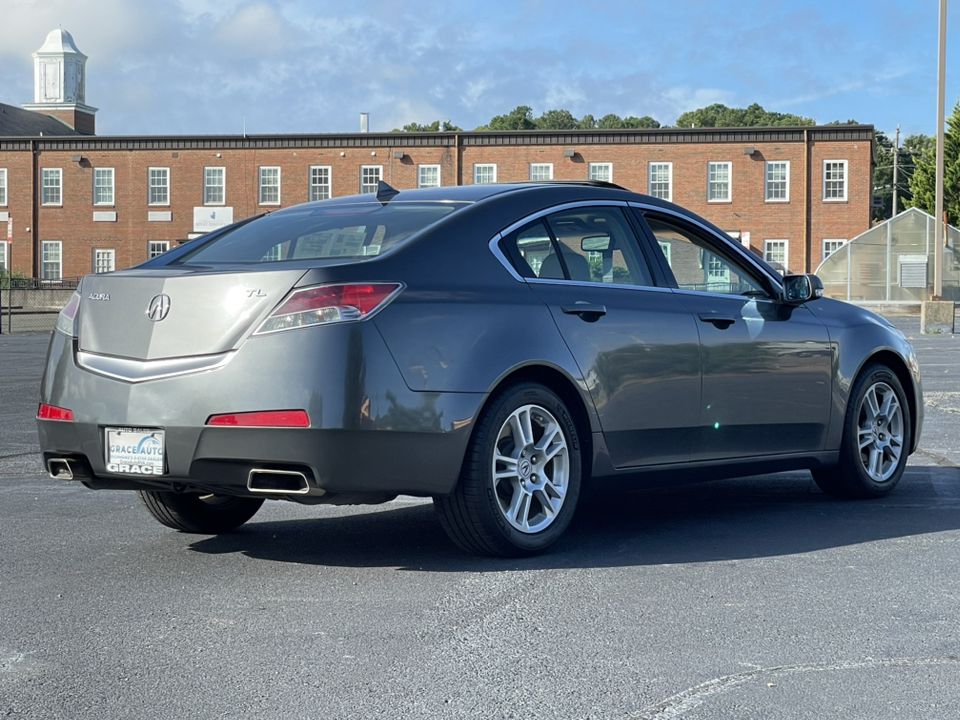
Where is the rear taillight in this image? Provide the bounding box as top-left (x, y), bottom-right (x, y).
top-left (56, 289), bottom-right (81, 337)
top-left (254, 283), bottom-right (402, 335)
top-left (206, 410), bottom-right (310, 427)
top-left (37, 404), bottom-right (75, 422)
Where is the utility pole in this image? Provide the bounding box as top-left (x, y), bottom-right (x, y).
top-left (892, 125), bottom-right (900, 220)
top-left (934, 0), bottom-right (947, 299)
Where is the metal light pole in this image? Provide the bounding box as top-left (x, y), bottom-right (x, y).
top-left (934, 0), bottom-right (947, 299)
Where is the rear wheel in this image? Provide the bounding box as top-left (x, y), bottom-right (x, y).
top-left (812, 363), bottom-right (910, 499)
top-left (138, 491), bottom-right (264, 533)
top-left (434, 383), bottom-right (582, 557)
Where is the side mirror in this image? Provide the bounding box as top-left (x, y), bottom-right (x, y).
top-left (781, 274), bottom-right (824, 304)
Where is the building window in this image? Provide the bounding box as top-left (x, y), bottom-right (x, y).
top-left (418, 164), bottom-right (441, 188)
top-left (93, 168), bottom-right (115, 206)
top-left (0, 168), bottom-right (7, 206)
top-left (648, 162), bottom-right (672, 201)
top-left (360, 165), bottom-right (382, 194)
top-left (822, 239), bottom-right (847, 261)
top-left (94, 249), bottom-right (115, 274)
top-left (259, 166), bottom-right (281, 205)
top-left (765, 161), bottom-right (790, 202)
top-left (764, 239), bottom-right (788, 273)
top-left (41, 241), bottom-right (61, 280)
top-left (474, 164), bottom-right (497, 184)
top-left (0, 242), bottom-right (6, 272)
top-left (42, 168), bottom-right (62, 206)
top-left (148, 167), bottom-right (169, 206)
top-left (309, 166), bottom-right (331, 201)
top-left (823, 160), bottom-right (848, 201)
top-left (530, 163), bottom-right (553, 181)
top-left (148, 241), bottom-right (170, 258)
top-left (204, 167), bottom-right (225, 205)
top-left (708, 162), bottom-right (731, 202)
top-left (588, 162), bottom-right (613, 183)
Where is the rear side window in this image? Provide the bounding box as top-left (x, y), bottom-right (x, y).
top-left (501, 206), bottom-right (654, 287)
top-left (174, 202), bottom-right (464, 265)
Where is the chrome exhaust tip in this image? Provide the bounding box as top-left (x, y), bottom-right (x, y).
top-left (47, 458), bottom-right (75, 480)
top-left (247, 469), bottom-right (310, 495)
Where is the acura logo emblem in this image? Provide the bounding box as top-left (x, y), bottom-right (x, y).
top-left (146, 294), bottom-right (172, 322)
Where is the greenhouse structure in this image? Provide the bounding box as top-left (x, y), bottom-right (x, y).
top-left (816, 208), bottom-right (960, 304)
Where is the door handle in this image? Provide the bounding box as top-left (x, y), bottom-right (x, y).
top-left (698, 313), bottom-right (736, 329)
top-left (561, 303), bottom-right (607, 321)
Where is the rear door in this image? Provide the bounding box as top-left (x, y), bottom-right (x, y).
top-left (500, 203), bottom-right (702, 468)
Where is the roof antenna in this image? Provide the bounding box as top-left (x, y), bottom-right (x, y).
top-left (376, 180), bottom-right (400, 205)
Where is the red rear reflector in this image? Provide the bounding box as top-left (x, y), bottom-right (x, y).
top-left (206, 410), bottom-right (310, 427)
top-left (37, 404), bottom-right (75, 422)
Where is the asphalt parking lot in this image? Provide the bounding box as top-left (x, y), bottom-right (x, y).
top-left (2, 314), bottom-right (959, 719)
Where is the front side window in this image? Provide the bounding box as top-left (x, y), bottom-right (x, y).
top-left (360, 165), bottom-right (382, 194)
top-left (418, 164), bottom-right (441, 188)
top-left (708, 162), bottom-right (731, 202)
top-left (148, 241), bottom-right (170, 258)
top-left (93, 168), bottom-right (115, 205)
top-left (823, 160), bottom-right (847, 201)
top-left (94, 248), bottom-right (115, 274)
top-left (822, 238), bottom-right (846, 261)
top-left (149, 167), bottom-right (170, 205)
top-left (309, 166), bottom-right (331, 202)
top-left (530, 163), bottom-right (553, 181)
top-left (588, 163), bottom-right (613, 183)
top-left (204, 167), bottom-right (225, 205)
top-left (41, 240), bottom-right (62, 280)
top-left (259, 167), bottom-right (281, 205)
top-left (501, 206), bottom-right (654, 287)
top-left (42, 169), bottom-right (62, 206)
top-left (474, 164), bottom-right (497, 184)
top-left (644, 215), bottom-right (767, 296)
top-left (0, 168), bottom-right (7, 206)
top-left (765, 161), bottom-right (790, 202)
top-left (649, 162), bottom-right (672, 201)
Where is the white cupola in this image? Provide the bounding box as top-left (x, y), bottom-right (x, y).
top-left (22, 28), bottom-right (97, 134)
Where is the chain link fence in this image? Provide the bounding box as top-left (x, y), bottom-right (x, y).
top-left (0, 277), bottom-right (79, 334)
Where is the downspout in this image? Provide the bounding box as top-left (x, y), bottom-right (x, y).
top-left (31, 138), bottom-right (39, 278)
top-left (803, 128), bottom-right (811, 273)
top-left (455, 133), bottom-right (461, 186)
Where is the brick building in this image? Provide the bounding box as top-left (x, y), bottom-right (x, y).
top-left (0, 30), bottom-right (874, 281)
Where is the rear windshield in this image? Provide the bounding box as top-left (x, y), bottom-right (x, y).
top-left (173, 202), bottom-right (465, 265)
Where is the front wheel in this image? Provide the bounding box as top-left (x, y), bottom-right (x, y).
top-left (434, 383), bottom-right (582, 557)
top-left (812, 363), bottom-right (910, 499)
top-left (138, 491), bottom-right (264, 533)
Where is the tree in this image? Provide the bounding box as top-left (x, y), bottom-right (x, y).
top-left (578, 114), bottom-right (597, 129)
top-left (907, 102), bottom-right (960, 227)
top-left (673, 103), bottom-right (814, 128)
top-left (477, 105), bottom-right (536, 131)
top-left (535, 108), bottom-right (579, 130)
top-left (391, 120), bottom-right (462, 132)
top-left (872, 131), bottom-right (931, 223)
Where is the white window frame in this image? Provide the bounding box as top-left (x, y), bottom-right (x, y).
top-left (204, 167), bottom-right (225, 206)
top-left (360, 165), bottom-right (382, 194)
top-left (42, 168), bottom-right (62, 206)
top-left (258, 166), bottom-right (281, 206)
top-left (93, 167), bottom-right (115, 206)
top-left (473, 163), bottom-right (497, 184)
top-left (764, 239), bottom-right (788, 271)
top-left (588, 162), bottom-right (613, 183)
top-left (823, 160), bottom-right (848, 201)
top-left (148, 241), bottom-right (170, 259)
top-left (530, 163), bottom-right (553, 181)
top-left (418, 164), bottom-right (441, 188)
top-left (0, 168), bottom-right (7, 206)
top-left (148, 167), bottom-right (170, 206)
top-left (309, 166), bottom-right (331, 202)
top-left (41, 240), bottom-right (62, 280)
top-left (94, 248), bottom-right (116, 274)
top-left (707, 162), bottom-right (731, 202)
top-left (648, 162), bottom-right (672, 201)
top-left (764, 161), bottom-right (790, 202)
top-left (0, 242), bottom-right (7, 272)
top-left (822, 239), bottom-right (847, 261)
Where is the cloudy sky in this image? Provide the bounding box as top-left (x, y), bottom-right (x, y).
top-left (0, 0), bottom-right (957, 140)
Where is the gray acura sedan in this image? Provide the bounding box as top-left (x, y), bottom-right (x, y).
top-left (37, 181), bottom-right (922, 556)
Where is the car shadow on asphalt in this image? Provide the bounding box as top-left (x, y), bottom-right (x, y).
top-left (187, 466), bottom-right (960, 571)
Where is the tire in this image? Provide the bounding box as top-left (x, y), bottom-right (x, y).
top-left (138, 491), bottom-right (264, 533)
top-left (812, 363), bottom-right (910, 499)
top-left (434, 382), bottom-right (582, 557)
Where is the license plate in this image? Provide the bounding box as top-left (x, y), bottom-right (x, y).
top-left (105, 427), bottom-right (165, 476)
